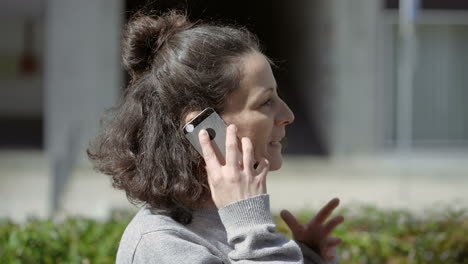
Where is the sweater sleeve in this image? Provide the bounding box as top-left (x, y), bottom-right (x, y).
top-left (218, 194), bottom-right (304, 263)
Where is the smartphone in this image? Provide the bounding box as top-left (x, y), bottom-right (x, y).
top-left (183, 107), bottom-right (258, 168)
top-left (183, 107), bottom-right (229, 162)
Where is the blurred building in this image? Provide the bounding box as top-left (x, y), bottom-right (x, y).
top-left (1, 0), bottom-right (467, 220)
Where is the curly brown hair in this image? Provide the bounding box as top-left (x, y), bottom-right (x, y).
top-left (86, 10), bottom-right (264, 224)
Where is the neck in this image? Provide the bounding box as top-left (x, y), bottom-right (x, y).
top-left (196, 194), bottom-right (218, 209)
top-left (203, 199), bottom-right (217, 209)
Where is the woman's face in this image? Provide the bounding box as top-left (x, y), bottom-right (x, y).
top-left (222, 52), bottom-right (295, 171)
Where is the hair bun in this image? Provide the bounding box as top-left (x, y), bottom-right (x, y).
top-left (122, 11), bottom-right (192, 75)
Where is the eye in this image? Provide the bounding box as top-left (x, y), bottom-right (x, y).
top-left (261, 98), bottom-right (273, 107)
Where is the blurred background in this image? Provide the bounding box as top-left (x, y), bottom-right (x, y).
top-left (1, 0), bottom-right (467, 222)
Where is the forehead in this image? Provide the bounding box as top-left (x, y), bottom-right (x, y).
top-left (225, 52), bottom-right (276, 109)
top-left (240, 52), bottom-right (276, 90)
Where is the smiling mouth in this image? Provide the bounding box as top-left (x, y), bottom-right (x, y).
top-left (269, 138), bottom-right (283, 146)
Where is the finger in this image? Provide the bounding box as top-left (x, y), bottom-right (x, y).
top-left (311, 198), bottom-right (340, 225)
top-left (225, 124), bottom-right (240, 167)
top-left (241, 137), bottom-right (254, 171)
top-left (254, 157), bottom-right (269, 174)
top-left (198, 129), bottom-right (221, 170)
top-left (258, 158), bottom-right (269, 191)
top-left (325, 237), bottom-right (343, 248)
top-left (324, 248), bottom-right (336, 262)
top-left (323, 215), bottom-right (345, 236)
top-left (280, 209), bottom-right (303, 235)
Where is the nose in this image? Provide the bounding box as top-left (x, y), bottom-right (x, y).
top-left (275, 99), bottom-right (295, 126)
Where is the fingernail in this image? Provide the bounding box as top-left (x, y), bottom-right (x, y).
top-left (199, 129), bottom-right (207, 137)
top-left (229, 124), bottom-right (237, 132)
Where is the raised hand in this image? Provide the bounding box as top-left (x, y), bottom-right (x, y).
top-left (280, 198), bottom-right (344, 262)
top-left (198, 124), bottom-right (270, 209)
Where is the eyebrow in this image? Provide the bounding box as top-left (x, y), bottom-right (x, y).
top-left (251, 86), bottom-right (276, 103)
top-left (259, 86), bottom-right (274, 96)
top-left (266, 86), bottom-right (276, 93)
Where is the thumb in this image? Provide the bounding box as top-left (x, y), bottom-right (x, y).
top-left (280, 209), bottom-right (303, 235)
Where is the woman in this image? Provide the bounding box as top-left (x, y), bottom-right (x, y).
top-left (88, 10), bottom-right (344, 264)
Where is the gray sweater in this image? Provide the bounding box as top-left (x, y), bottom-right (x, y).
top-left (116, 194), bottom-right (337, 264)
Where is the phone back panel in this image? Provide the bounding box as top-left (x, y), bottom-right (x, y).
top-left (184, 111), bottom-right (227, 161)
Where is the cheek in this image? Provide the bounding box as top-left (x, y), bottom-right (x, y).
top-left (239, 121), bottom-right (272, 156)
top-left (224, 112), bottom-right (273, 157)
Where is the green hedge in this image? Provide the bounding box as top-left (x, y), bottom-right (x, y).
top-left (275, 205), bottom-right (468, 264)
top-left (1, 206), bottom-right (467, 264)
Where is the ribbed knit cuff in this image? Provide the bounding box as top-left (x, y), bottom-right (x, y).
top-left (218, 194), bottom-right (275, 228)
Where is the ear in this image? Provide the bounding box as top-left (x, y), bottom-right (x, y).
top-left (184, 110), bottom-right (202, 124)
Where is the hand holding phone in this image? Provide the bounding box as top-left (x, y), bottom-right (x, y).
top-left (183, 107), bottom-right (269, 208)
top-left (198, 124), bottom-right (270, 209)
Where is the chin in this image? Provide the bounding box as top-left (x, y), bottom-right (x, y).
top-left (268, 156), bottom-right (283, 171)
